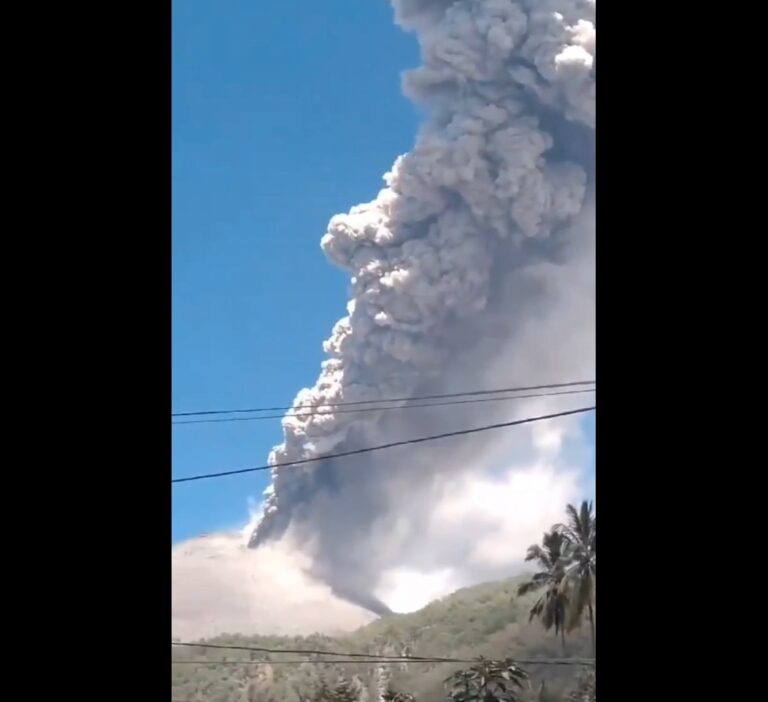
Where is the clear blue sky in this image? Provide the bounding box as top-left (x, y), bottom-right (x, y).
top-left (172, 0), bottom-right (595, 544)
top-left (172, 0), bottom-right (421, 542)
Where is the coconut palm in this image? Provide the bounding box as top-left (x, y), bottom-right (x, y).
top-left (517, 529), bottom-right (570, 654)
top-left (556, 501), bottom-right (596, 655)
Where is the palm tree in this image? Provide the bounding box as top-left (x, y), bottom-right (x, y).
top-left (556, 501), bottom-right (596, 655)
top-left (517, 529), bottom-right (570, 654)
top-left (444, 658), bottom-right (528, 701)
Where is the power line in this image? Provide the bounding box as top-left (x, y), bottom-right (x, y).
top-left (172, 659), bottom-right (460, 665)
top-left (172, 388), bottom-right (596, 426)
top-left (172, 641), bottom-right (453, 662)
top-left (171, 658), bottom-right (595, 667)
top-left (170, 642), bottom-right (593, 667)
top-left (172, 406), bottom-right (595, 484)
top-left (171, 380), bottom-right (595, 418)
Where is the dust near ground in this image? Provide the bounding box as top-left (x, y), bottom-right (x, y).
top-left (172, 532), bottom-right (376, 641)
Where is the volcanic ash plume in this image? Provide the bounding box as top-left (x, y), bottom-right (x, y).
top-left (249, 0), bottom-right (596, 614)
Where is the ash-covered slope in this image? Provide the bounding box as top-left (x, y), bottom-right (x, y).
top-left (172, 533), bottom-right (376, 641)
top-left (172, 575), bottom-right (593, 702)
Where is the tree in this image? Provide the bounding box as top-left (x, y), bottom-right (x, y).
top-left (517, 529), bottom-right (571, 654)
top-left (310, 678), bottom-right (334, 702)
top-left (382, 690), bottom-right (416, 702)
top-left (566, 670), bottom-right (595, 702)
top-left (330, 675), bottom-right (359, 702)
top-left (444, 658), bottom-right (529, 702)
top-left (556, 501), bottom-right (596, 655)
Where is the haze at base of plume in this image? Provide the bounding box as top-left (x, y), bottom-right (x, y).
top-left (171, 533), bottom-right (376, 641)
top-left (172, 456), bottom-right (585, 638)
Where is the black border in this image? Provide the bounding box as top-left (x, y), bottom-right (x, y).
top-left (595, 5), bottom-right (704, 698)
top-left (18, 0), bottom-right (172, 692)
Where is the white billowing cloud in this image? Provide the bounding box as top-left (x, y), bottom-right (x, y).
top-left (366, 417), bottom-right (583, 610)
top-left (432, 464), bottom-right (579, 569)
top-left (376, 567), bottom-right (457, 613)
top-left (171, 533), bottom-right (375, 641)
top-left (373, 463), bottom-right (579, 613)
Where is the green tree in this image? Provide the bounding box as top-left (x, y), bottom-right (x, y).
top-left (445, 658), bottom-right (528, 702)
top-left (517, 529), bottom-right (570, 654)
top-left (330, 675), bottom-right (358, 702)
top-left (556, 501), bottom-right (596, 654)
top-left (383, 690), bottom-right (416, 702)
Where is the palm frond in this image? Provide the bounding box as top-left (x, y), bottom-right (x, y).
top-left (517, 580), bottom-right (543, 596)
top-left (525, 544), bottom-right (550, 566)
top-left (565, 503), bottom-right (581, 532)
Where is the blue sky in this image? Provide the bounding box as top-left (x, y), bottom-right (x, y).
top-left (172, 0), bottom-right (421, 542)
top-left (172, 0), bottom-right (595, 544)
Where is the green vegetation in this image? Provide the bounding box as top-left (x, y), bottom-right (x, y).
top-left (444, 658), bottom-right (528, 702)
top-left (171, 501), bottom-right (595, 701)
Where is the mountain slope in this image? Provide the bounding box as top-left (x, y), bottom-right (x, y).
top-left (171, 576), bottom-right (592, 701)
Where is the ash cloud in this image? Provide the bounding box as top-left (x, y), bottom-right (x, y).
top-left (248, 0), bottom-right (595, 614)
